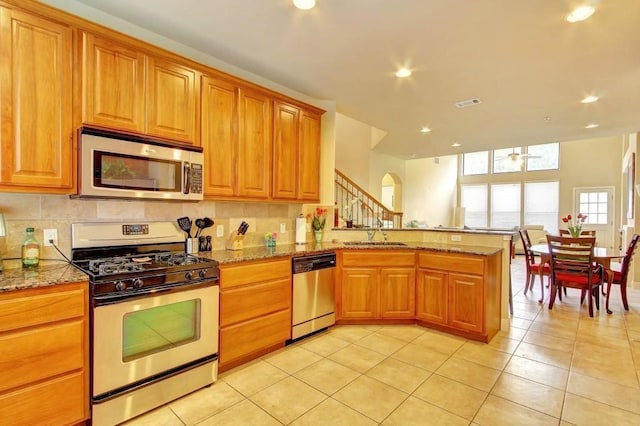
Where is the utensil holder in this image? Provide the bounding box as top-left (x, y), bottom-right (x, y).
top-left (226, 231), bottom-right (244, 250)
top-left (186, 238), bottom-right (199, 254)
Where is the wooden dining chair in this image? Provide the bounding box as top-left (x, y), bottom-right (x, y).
top-left (606, 234), bottom-right (639, 314)
top-left (580, 230), bottom-right (596, 236)
top-left (546, 235), bottom-right (603, 317)
top-left (519, 229), bottom-right (550, 302)
top-left (559, 229), bottom-right (570, 236)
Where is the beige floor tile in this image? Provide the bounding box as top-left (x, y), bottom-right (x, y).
top-left (123, 406), bottom-right (183, 426)
top-left (491, 372), bottom-right (564, 418)
top-left (221, 360), bottom-right (289, 396)
top-left (329, 325), bottom-right (376, 342)
top-left (391, 342), bottom-right (451, 372)
top-left (411, 329), bottom-right (466, 355)
top-left (496, 325), bottom-right (527, 341)
top-left (365, 357), bottom-right (432, 393)
top-left (290, 398), bottom-right (377, 426)
top-left (413, 374), bottom-right (487, 420)
top-left (376, 324), bottom-right (426, 342)
top-left (486, 334), bottom-right (521, 354)
top-left (299, 332), bottom-right (352, 357)
top-left (454, 341), bottom-right (513, 370)
top-left (328, 343), bottom-right (387, 373)
top-left (473, 394), bottom-right (559, 426)
top-left (382, 395), bottom-right (468, 426)
top-left (354, 332), bottom-right (407, 356)
top-left (332, 375), bottom-right (408, 423)
top-left (513, 341), bottom-right (573, 369)
top-left (567, 372), bottom-right (640, 413)
top-left (562, 392), bottom-right (640, 425)
top-left (169, 381), bottom-right (245, 425)
top-left (196, 399), bottom-right (280, 426)
top-left (523, 329), bottom-right (575, 353)
top-left (435, 357), bottom-right (501, 392)
top-left (571, 341), bottom-right (637, 388)
top-left (510, 317), bottom-right (533, 330)
top-left (263, 345), bottom-right (323, 374)
top-left (529, 318), bottom-right (579, 341)
top-left (504, 355), bottom-right (569, 390)
top-left (294, 358), bottom-right (360, 395)
top-left (250, 376), bottom-right (326, 424)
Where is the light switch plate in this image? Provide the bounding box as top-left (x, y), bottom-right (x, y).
top-left (280, 223), bottom-right (286, 233)
top-left (450, 234), bottom-right (462, 242)
top-left (216, 225), bottom-right (224, 237)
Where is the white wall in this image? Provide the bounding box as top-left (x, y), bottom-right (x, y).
top-left (334, 114), bottom-right (376, 189)
top-left (404, 156), bottom-right (458, 227)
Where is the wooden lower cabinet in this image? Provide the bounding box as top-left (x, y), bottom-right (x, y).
top-left (417, 251), bottom-right (501, 342)
top-left (338, 250), bottom-right (415, 320)
top-left (0, 282), bottom-right (89, 425)
top-left (219, 258), bottom-right (291, 371)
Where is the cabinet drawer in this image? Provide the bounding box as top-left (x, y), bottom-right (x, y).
top-left (342, 250), bottom-right (415, 267)
top-left (221, 258), bottom-right (290, 289)
top-left (220, 278), bottom-right (291, 327)
top-left (418, 252), bottom-right (484, 275)
top-left (0, 319), bottom-right (85, 393)
top-left (0, 284), bottom-right (86, 333)
top-left (0, 371), bottom-right (86, 426)
top-left (220, 310), bottom-right (291, 365)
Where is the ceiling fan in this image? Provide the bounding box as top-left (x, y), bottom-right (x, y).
top-left (499, 148), bottom-right (541, 162)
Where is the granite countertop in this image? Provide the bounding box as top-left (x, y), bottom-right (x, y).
top-left (0, 242), bottom-right (503, 292)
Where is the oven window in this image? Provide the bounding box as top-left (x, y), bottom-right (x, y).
top-left (94, 151), bottom-right (181, 192)
top-left (122, 299), bottom-right (201, 362)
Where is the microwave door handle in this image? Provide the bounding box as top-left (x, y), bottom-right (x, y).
top-left (183, 162), bottom-right (190, 194)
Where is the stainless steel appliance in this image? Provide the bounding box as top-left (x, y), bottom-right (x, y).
top-left (71, 221), bottom-right (219, 426)
top-left (75, 127), bottom-right (204, 201)
top-left (291, 252), bottom-right (336, 340)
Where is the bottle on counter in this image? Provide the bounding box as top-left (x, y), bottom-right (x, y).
top-left (22, 227), bottom-right (40, 268)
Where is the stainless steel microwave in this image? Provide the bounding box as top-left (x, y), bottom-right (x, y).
top-left (75, 127), bottom-right (204, 201)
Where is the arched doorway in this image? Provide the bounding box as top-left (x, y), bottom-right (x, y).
top-left (381, 173), bottom-right (402, 213)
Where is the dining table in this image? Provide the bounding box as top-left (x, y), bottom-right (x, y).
top-left (530, 243), bottom-right (625, 314)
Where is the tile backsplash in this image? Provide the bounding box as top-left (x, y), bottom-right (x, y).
top-left (0, 193), bottom-right (305, 266)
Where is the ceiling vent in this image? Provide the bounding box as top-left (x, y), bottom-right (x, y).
top-left (455, 98), bottom-right (482, 108)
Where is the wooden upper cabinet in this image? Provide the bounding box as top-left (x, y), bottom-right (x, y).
top-left (80, 32), bottom-right (145, 133)
top-left (0, 7), bottom-right (73, 190)
top-left (237, 87), bottom-right (272, 199)
top-left (146, 56), bottom-right (198, 143)
top-left (201, 76), bottom-right (237, 197)
top-left (79, 32), bottom-right (199, 144)
top-left (298, 110), bottom-right (322, 201)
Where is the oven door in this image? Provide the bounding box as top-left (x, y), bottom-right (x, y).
top-left (92, 282), bottom-right (218, 397)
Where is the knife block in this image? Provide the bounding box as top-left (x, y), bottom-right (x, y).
top-left (226, 231), bottom-right (244, 250)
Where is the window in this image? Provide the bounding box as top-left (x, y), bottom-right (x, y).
top-left (462, 151), bottom-right (489, 176)
top-left (526, 142), bottom-right (559, 171)
top-left (493, 148), bottom-right (522, 174)
top-left (490, 184), bottom-right (521, 228)
top-left (524, 181), bottom-right (559, 234)
top-left (579, 191), bottom-right (608, 224)
top-left (461, 184), bottom-right (487, 227)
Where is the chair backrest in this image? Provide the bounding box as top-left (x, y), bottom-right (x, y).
top-left (546, 235), bottom-right (599, 285)
top-left (519, 229), bottom-right (536, 265)
top-left (580, 230), bottom-right (596, 236)
top-left (618, 234), bottom-right (640, 284)
top-left (559, 229), bottom-right (570, 236)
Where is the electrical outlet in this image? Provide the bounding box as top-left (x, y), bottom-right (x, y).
top-left (450, 234), bottom-right (462, 242)
top-left (43, 229), bottom-right (58, 246)
top-left (216, 225), bottom-right (224, 237)
top-left (280, 223), bottom-right (286, 233)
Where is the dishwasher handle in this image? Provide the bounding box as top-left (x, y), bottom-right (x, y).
top-left (292, 252), bottom-right (336, 274)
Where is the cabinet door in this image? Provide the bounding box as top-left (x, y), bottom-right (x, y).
top-left (416, 269), bottom-right (448, 324)
top-left (298, 110), bottom-right (321, 201)
top-left (448, 272), bottom-right (484, 333)
top-left (0, 8), bottom-right (73, 189)
top-left (237, 87), bottom-right (272, 198)
top-left (341, 267), bottom-right (378, 319)
top-left (80, 32), bottom-right (145, 133)
top-left (146, 56), bottom-right (199, 144)
top-left (272, 101), bottom-right (299, 200)
top-left (380, 267), bottom-right (415, 318)
top-left (201, 76), bottom-right (237, 197)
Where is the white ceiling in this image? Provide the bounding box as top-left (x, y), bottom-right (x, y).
top-left (69, 0), bottom-right (640, 159)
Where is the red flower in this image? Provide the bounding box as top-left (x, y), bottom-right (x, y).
top-left (562, 217), bottom-right (569, 223)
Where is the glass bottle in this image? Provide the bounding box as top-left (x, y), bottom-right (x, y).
top-left (22, 227), bottom-right (39, 268)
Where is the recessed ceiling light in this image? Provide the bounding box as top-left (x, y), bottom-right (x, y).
top-left (581, 95), bottom-right (599, 103)
top-left (566, 5), bottom-right (595, 23)
top-left (293, 0), bottom-right (316, 10)
top-left (585, 123), bottom-right (599, 129)
top-left (395, 68), bottom-right (411, 78)
top-left (420, 127), bottom-right (431, 133)
top-left (451, 142), bottom-right (461, 147)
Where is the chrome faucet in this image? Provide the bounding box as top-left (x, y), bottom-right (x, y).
top-left (366, 218), bottom-right (388, 241)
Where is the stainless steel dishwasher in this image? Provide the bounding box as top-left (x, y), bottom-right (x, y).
top-left (291, 252), bottom-right (336, 340)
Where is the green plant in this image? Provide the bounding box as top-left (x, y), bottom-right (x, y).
top-left (308, 208), bottom-right (328, 231)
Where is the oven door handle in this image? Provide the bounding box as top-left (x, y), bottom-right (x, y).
top-left (93, 280), bottom-right (217, 306)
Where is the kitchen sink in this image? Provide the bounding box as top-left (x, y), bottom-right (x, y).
top-left (343, 241), bottom-right (408, 246)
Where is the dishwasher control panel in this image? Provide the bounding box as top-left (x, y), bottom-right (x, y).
top-left (292, 252), bottom-right (336, 274)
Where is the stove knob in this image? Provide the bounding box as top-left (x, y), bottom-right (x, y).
top-left (132, 278), bottom-right (143, 289)
top-left (115, 281), bottom-right (126, 291)
top-left (198, 269), bottom-right (207, 279)
top-left (185, 271), bottom-right (194, 281)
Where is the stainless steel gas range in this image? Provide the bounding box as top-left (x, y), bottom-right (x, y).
top-left (71, 221), bottom-right (219, 426)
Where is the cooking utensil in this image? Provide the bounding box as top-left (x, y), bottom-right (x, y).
top-left (177, 216), bottom-right (192, 238)
top-left (203, 217), bottom-right (215, 231)
top-left (194, 218), bottom-right (205, 238)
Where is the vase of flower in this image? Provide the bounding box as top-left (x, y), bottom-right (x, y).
top-left (314, 230), bottom-right (323, 243)
top-left (264, 232), bottom-right (277, 247)
top-left (308, 207), bottom-right (328, 240)
top-left (562, 213), bottom-right (587, 237)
